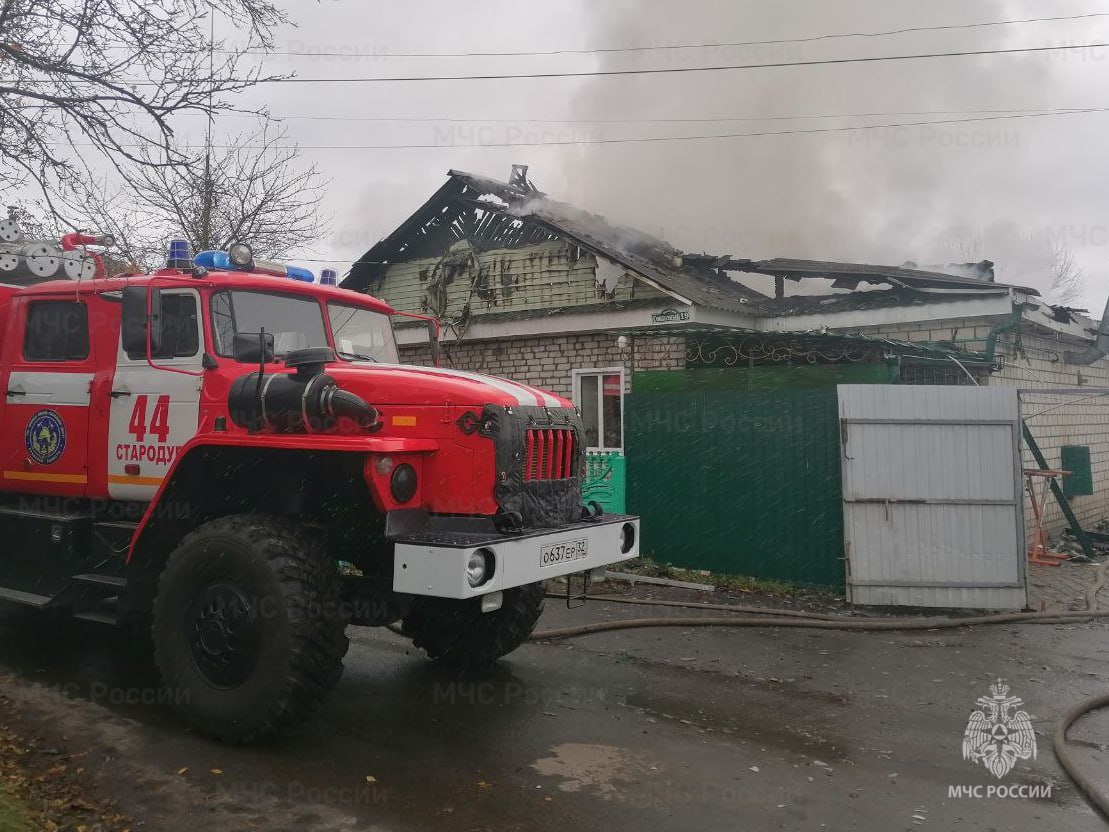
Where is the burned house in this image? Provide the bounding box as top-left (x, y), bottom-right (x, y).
top-left (345, 167), bottom-right (1026, 438)
top-left (345, 166), bottom-right (1109, 593)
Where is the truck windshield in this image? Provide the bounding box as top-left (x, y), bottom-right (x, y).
top-left (211, 290), bottom-right (328, 359)
top-left (327, 302), bottom-right (398, 364)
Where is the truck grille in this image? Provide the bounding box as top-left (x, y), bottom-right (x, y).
top-left (523, 428), bottom-right (576, 481)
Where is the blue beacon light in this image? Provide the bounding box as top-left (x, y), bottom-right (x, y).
top-left (193, 249), bottom-right (231, 270)
top-left (167, 239), bottom-right (192, 269)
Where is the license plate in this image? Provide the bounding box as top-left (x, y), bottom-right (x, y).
top-left (540, 538), bottom-right (588, 568)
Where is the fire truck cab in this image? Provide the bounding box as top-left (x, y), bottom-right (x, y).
top-left (0, 226), bottom-right (640, 742)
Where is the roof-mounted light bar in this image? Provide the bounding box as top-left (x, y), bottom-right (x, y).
top-left (194, 244), bottom-right (315, 282)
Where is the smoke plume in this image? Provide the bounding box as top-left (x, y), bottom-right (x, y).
top-left (566, 0), bottom-right (1090, 302)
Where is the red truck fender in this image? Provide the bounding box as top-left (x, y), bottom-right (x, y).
top-left (127, 433), bottom-right (439, 565)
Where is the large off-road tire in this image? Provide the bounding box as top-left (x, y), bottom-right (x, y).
top-left (152, 514), bottom-right (349, 743)
top-left (401, 582), bottom-right (545, 671)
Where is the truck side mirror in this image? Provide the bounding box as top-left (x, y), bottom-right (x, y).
top-left (121, 285), bottom-right (162, 355)
top-left (233, 332), bottom-right (276, 364)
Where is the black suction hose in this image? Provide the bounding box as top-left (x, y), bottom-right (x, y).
top-left (326, 388), bottom-right (380, 430)
top-left (1054, 692), bottom-right (1109, 820)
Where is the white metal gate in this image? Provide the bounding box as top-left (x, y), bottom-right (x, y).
top-left (838, 385), bottom-right (1027, 610)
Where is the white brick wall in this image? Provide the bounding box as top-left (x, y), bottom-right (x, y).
top-left (843, 315), bottom-right (998, 352)
top-left (993, 329), bottom-right (1109, 535)
top-left (399, 333), bottom-right (685, 399)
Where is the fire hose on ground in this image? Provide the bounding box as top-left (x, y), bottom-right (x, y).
top-left (525, 590), bottom-right (1109, 818)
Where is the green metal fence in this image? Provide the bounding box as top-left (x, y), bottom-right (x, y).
top-left (583, 451), bottom-right (627, 514)
top-left (625, 382), bottom-right (845, 587)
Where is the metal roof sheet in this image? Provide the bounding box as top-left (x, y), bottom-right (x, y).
top-left (727, 257), bottom-right (1038, 296)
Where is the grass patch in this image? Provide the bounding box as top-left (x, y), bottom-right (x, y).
top-left (0, 787), bottom-right (30, 832)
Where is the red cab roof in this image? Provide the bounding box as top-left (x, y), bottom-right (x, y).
top-left (1, 269), bottom-right (395, 314)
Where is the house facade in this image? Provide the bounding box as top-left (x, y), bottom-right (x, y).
top-left (344, 166), bottom-right (1109, 575)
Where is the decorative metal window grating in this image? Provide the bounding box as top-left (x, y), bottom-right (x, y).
top-left (686, 335), bottom-right (883, 368)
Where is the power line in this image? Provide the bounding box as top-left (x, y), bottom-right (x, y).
top-left (20, 101), bottom-right (1098, 124)
top-left (11, 100), bottom-right (1090, 123)
top-left (225, 11), bottom-right (1109, 59)
top-left (262, 108), bottom-right (1109, 147)
top-left (236, 40), bottom-right (1109, 84)
top-left (53, 107), bottom-right (1109, 150)
top-left (11, 39), bottom-right (1109, 87)
top-left (257, 106), bottom-right (1090, 125)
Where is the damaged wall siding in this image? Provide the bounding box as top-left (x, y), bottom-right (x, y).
top-left (843, 315), bottom-right (1109, 536)
top-left (377, 239), bottom-right (668, 320)
top-left (399, 333), bottom-right (686, 399)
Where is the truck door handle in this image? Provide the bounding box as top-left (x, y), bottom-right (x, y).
top-left (5, 389), bottom-right (25, 397)
top-left (110, 389), bottom-right (132, 399)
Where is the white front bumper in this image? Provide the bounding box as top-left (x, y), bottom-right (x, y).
top-left (393, 516), bottom-right (640, 599)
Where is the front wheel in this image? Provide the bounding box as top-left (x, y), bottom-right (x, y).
top-left (402, 582), bottom-right (546, 671)
top-left (152, 515), bottom-right (349, 743)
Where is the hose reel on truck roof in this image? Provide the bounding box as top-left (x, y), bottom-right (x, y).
top-left (0, 216), bottom-right (111, 284)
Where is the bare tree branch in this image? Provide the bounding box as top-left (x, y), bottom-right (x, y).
top-left (1048, 241), bottom-right (1085, 306)
top-left (0, 0), bottom-right (288, 196)
top-left (5, 199), bottom-right (58, 238)
top-left (59, 124), bottom-right (329, 271)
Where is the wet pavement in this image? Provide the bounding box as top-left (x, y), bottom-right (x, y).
top-left (1, 594), bottom-right (1108, 831)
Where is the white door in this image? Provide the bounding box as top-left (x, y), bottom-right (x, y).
top-left (107, 288), bottom-right (204, 501)
top-left (839, 384), bottom-right (1026, 610)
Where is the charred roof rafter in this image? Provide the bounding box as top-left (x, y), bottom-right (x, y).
top-left (345, 169), bottom-right (1032, 314)
top-left (724, 257), bottom-right (1038, 296)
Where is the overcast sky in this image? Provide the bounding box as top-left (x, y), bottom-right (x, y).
top-left (118, 2), bottom-right (1109, 310)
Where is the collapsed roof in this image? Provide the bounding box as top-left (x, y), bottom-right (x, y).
top-left (344, 168), bottom-right (1039, 314)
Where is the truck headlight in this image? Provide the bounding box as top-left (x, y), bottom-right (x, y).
top-left (390, 463), bottom-right (417, 503)
top-left (467, 548), bottom-right (494, 587)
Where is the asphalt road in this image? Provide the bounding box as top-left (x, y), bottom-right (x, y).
top-left (1, 594), bottom-right (1108, 831)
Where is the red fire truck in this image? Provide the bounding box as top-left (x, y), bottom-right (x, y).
top-left (0, 223), bottom-right (639, 743)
